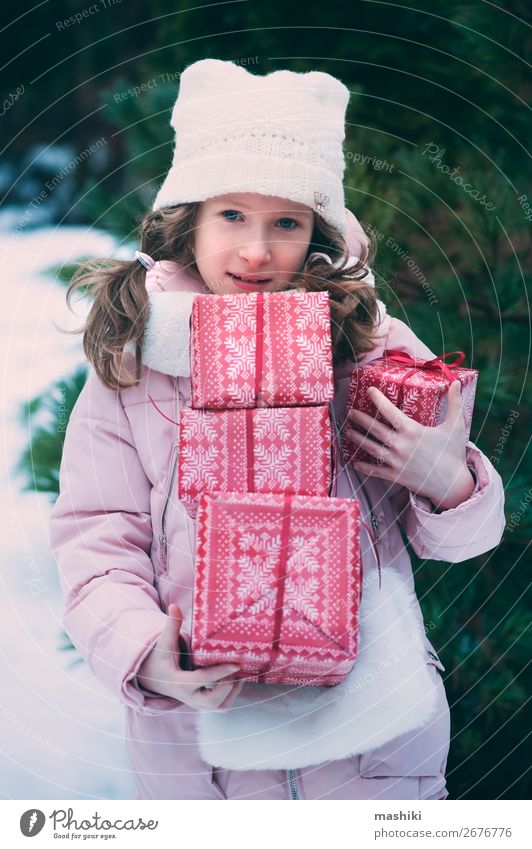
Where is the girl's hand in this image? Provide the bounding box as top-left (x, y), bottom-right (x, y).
top-left (345, 380), bottom-right (475, 511)
top-left (137, 604), bottom-right (244, 710)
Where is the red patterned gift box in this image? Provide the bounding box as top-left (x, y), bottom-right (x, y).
top-left (178, 405), bottom-right (332, 514)
top-left (342, 349), bottom-right (479, 466)
top-left (190, 290), bottom-right (334, 409)
top-left (191, 491), bottom-right (361, 687)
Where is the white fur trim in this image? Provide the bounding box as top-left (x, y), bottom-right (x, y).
top-left (195, 569), bottom-right (437, 770)
top-left (376, 298), bottom-right (387, 324)
top-left (141, 292), bottom-right (197, 377)
top-left (136, 283), bottom-right (387, 379)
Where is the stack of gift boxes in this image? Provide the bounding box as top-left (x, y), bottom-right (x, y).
top-left (179, 289), bottom-right (362, 687)
top-left (173, 288), bottom-right (480, 687)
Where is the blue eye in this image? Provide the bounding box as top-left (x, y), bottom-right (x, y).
top-left (220, 211), bottom-right (298, 229)
top-left (221, 210), bottom-right (242, 221)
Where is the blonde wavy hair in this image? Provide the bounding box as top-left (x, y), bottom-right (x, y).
top-left (66, 203), bottom-right (381, 390)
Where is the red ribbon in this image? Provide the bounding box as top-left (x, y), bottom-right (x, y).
top-left (377, 349), bottom-right (465, 414)
top-left (382, 349), bottom-right (465, 383)
top-left (256, 492), bottom-right (292, 679)
top-left (245, 409), bottom-right (255, 492)
top-left (148, 395), bottom-right (179, 425)
top-left (254, 292), bottom-right (265, 405)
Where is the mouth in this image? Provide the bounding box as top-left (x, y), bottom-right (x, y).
top-left (228, 272), bottom-right (273, 286)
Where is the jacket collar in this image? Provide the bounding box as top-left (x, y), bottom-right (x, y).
top-left (139, 261), bottom-right (389, 379)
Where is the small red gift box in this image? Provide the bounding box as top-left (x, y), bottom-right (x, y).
top-left (178, 405), bottom-right (332, 514)
top-left (190, 290), bottom-right (334, 409)
top-left (343, 349), bottom-right (479, 466)
top-left (191, 491), bottom-right (361, 686)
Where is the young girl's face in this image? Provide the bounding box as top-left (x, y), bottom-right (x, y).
top-left (193, 193), bottom-right (315, 294)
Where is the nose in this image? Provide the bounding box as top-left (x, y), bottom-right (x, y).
top-left (238, 238), bottom-right (272, 267)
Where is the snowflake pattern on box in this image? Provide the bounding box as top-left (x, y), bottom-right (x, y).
top-left (178, 405), bottom-right (332, 512)
top-left (192, 492), bottom-right (361, 686)
top-left (342, 355), bottom-right (479, 466)
top-left (191, 290), bottom-right (334, 409)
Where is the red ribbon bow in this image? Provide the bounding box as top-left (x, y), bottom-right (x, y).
top-left (382, 349), bottom-right (465, 383)
top-left (376, 350), bottom-right (465, 413)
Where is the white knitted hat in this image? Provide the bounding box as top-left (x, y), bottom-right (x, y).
top-left (152, 59), bottom-right (350, 236)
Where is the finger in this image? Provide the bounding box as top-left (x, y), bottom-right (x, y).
top-left (351, 458), bottom-right (393, 479)
top-left (347, 428), bottom-right (395, 463)
top-left (444, 380), bottom-right (463, 423)
top-left (156, 604), bottom-right (183, 655)
top-left (347, 429), bottom-right (388, 463)
top-left (191, 663), bottom-right (241, 686)
top-left (211, 679), bottom-right (241, 708)
top-left (346, 424), bottom-right (394, 456)
top-left (218, 679), bottom-right (245, 710)
top-left (347, 407), bottom-right (393, 443)
top-left (197, 680), bottom-right (233, 707)
top-left (366, 386), bottom-right (409, 429)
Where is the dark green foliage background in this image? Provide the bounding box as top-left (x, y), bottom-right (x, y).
top-left (7, 1), bottom-right (530, 799)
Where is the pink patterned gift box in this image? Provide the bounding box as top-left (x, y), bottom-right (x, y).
top-left (178, 405), bottom-right (332, 514)
top-left (342, 349), bottom-right (479, 466)
top-left (191, 491), bottom-right (361, 687)
top-left (190, 290), bottom-right (334, 409)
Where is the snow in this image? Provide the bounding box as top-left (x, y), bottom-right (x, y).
top-left (0, 217), bottom-right (137, 799)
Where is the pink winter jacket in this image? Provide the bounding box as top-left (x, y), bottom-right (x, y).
top-left (48, 252), bottom-right (505, 800)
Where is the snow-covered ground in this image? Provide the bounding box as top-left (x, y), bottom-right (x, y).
top-left (0, 214), bottom-right (137, 799)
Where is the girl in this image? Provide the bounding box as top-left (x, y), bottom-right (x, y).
top-left (49, 59), bottom-right (505, 800)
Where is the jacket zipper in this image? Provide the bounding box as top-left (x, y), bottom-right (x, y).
top-left (159, 443), bottom-right (179, 574)
top-left (287, 769), bottom-right (300, 799)
top-left (370, 510), bottom-right (381, 545)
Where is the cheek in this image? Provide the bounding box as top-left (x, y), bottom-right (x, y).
top-left (195, 230), bottom-right (224, 269)
top-left (281, 239), bottom-right (310, 270)
top-left (193, 229), bottom-right (204, 261)
top-left (195, 226), bottom-right (231, 264)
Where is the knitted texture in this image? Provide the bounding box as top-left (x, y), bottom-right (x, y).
top-left (152, 59), bottom-right (351, 235)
